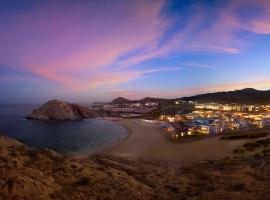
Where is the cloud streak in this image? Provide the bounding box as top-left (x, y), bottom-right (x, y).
top-left (110, 79), bottom-right (270, 100)
top-left (0, 0), bottom-right (170, 89)
top-left (1, 0), bottom-right (270, 100)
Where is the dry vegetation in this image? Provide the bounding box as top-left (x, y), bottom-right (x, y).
top-left (0, 131), bottom-right (270, 200)
top-left (221, 129), bottom-right (270, 140)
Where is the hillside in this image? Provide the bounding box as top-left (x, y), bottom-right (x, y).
top-left (1, 131), bottom-right (270, 199)
top-left (110, 97), bottom-right (131, 105)
top-left (136, 97), bottom-right (175, 105)
top-left (111, 97), bottom-right (174, 106)
top-left (181, 88), bottom-right (270, 104)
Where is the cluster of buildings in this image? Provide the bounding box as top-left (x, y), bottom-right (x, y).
top-left (91, 101), bottom-right (159, 118)
top-left (194, 102), bottom-right (270, 112)
top-left (160, 101), bottom-right (270, 140)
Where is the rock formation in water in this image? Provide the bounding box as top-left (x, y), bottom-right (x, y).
top-left (26, 100), bottom-right (96, 120)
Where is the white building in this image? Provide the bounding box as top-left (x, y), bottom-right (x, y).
top-left (145, 102), bottom-right (159, 107)
top-left (102, 104), bottom-right (115, 110)
top-left (130, 103), bottom-right (141, 107)
top-left (195, 104), bottom-right (207, 109)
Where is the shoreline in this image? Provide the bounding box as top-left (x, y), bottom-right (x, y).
top-left (94, 118), bottom-right (250, 165)
top-left (8, 115), bottom-right (253, 166)
top-left (72, 118), bottom-right (133, 159)
top-left (3, 115), bottom-right (251, 166)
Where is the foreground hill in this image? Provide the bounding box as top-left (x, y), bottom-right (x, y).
top-left (26, 100), bottom-right (96, 120)
top-left (1, 131), bottom-right (270, 200)
top-left (181, 88), bottom-right (270, 104)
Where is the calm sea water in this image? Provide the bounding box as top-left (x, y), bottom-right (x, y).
top-left (0, 104), bottom-right (128, 155)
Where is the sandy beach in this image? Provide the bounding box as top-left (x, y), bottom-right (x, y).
top-left (103, 119), bottom-right (248, 165)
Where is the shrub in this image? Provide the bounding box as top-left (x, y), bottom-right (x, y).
top-left (234, 149), bottom-right (244, 154)
top-left (257, 138), bottom-right (270, 147)
top-left (221, 131), bottom-right (270, 140)
top-left (76, 177), bottom-right (94, 186)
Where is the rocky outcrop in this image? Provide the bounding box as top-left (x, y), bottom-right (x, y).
top-left (26, 100), bottom-right (96, 120)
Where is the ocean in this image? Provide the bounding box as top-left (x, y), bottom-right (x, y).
top-left (0, 104), bottom-right (128, 155)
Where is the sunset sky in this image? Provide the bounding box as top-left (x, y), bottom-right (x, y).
top-left (1, 0), bottom-right (270, 103)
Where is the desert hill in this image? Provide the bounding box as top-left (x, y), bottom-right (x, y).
top-left (1, 131), bottom-right (270, 200)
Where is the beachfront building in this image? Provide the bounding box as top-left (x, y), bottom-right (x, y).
top-left (195, 104), bottom-right (207, 110)
top-left (159, 100), bottom-right (270, 140)
top-left (92, 102), bottom-right (106, 110)
top-left (175, 100), bottom-right (181, 105)
top-left (167, 116), bottom-right (175, 122)
top-left (238, 120), bottom-right (249, 129)
top-left (253, 119), bottom-right (270, 128)
top-left (206, 103), bottom-right (221, 110)
top-left (145, 102), bottom-right (159, 107)
top-left (199, 125), bottom-right (210, 134)
top-left (187, 125), bottom-right (210, 135)
top-left (263, 119), bottom-right (270, 127)
top-left (194, 102), bottom-right (260, 112)
top-left (222, 104), bottom-right (234, 111)
top-left (129, 103), bottom-right (141, 107)
top-left (103, 104), bottom-right (116, 110)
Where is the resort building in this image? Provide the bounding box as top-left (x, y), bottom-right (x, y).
top-left (145, 102), bottom-right (159, 107)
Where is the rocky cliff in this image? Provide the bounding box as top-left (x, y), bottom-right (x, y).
top-left (26, 100), bottom-right (96, 120)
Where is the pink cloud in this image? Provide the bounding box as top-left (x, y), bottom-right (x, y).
top-left (109, 79), bottom-right (270, 100)
top-left (0, 0), bottom-right (170, 89)
top-left (162, 3), bottom-right (243, 54)
top-left (79, 66), bottom-right (183, 90)
top-left (250, 21), bottom-right (270, 34)
top-left (239, 0), bottom-right (270, 34)
top-left (1, 0), bottom-right (270, 93)
top-left (154, 0), bottom-right (270, 56)
top-left (221, 0), bottom-right (270, 35)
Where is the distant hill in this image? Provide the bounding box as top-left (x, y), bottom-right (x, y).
top-left (111, 97), bottom-right (131, 104)
top-left (135, 97), bottom-right (174, 105)
top-left (181, 88), bottom-right (270, 104)
top-left (111, 97), bottom-right (174, 105)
